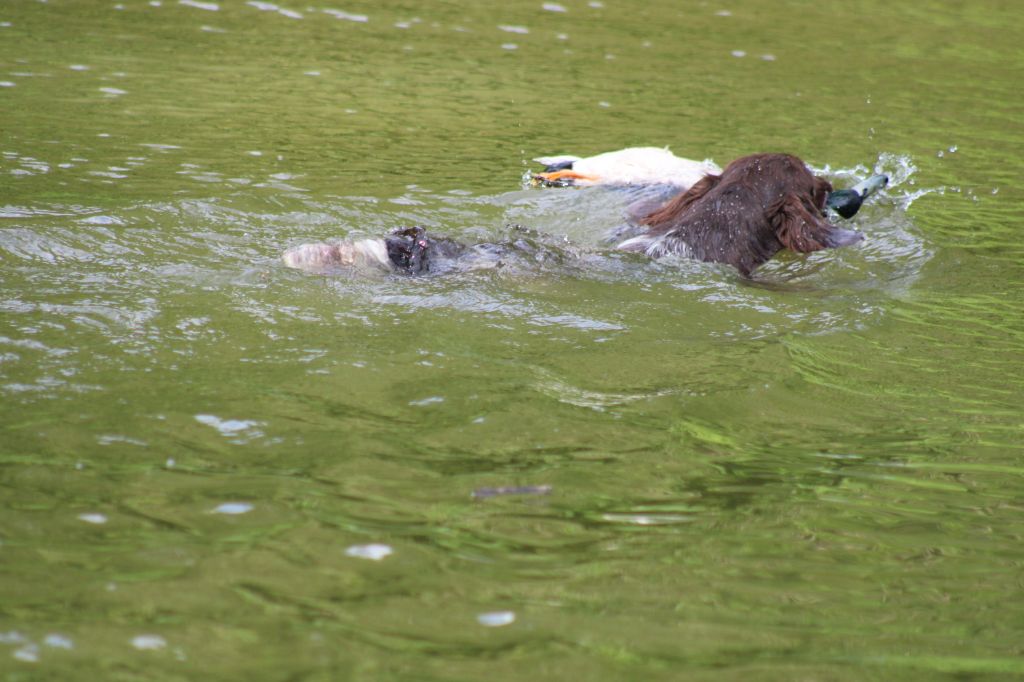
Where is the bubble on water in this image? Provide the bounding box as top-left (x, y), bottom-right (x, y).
top-left (409, 396), bottom-right (444, 406)
top-left (194, 414), bottom-right (261, 436)
top-left (211, 502), bottom-right (253, 515)
top-left (179, 0), bottom-right (219, 10)
top-left (78, 513), bottom-right (108, 525)
top-left (43, 634), bottom-right (74, 649)
top-left (601, 513), bottom-right (693, 525)
top-left (322, 9), bottom-right (368, 22)
top-left (731, 50), bottom-right (746, 58)
top-left (131, 635), bottom-right (167, 650)
top-left (345, 543), bottom-right (393, 560)
top-left (12, 644), bottom-right (39, 662)
top-left (543, 3), bottom-right (567, 12)
top-left (477, 611), bottom-right (516, 627)
top-left (499, 25), bottom-right (529, 34)
top-left (501, 43), bottom-right (518, 50)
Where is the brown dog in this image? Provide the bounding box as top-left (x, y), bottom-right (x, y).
top-left (617, 153), bottom-right (864, 275)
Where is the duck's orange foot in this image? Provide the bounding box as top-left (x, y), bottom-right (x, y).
top-left (531, 169), bottom-right (600, 187)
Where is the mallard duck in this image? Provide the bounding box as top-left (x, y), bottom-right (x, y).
top-left (532, 147), bottom-right (720, 188)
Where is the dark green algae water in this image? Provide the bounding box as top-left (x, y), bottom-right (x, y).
top-left (2, 0), bottom-right (1023, 679)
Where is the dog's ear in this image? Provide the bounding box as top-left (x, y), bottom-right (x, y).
top-left (642, 173), bottom-right (721, 226)
top-left (812, 176), bottom-right (833, 211)
top-left (771, 193), bottom-right (832, 253)
top-left (772, 193), bottom-right (863, 253)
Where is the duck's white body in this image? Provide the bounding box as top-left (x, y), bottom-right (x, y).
top-left (533, 147), bottom-right (720, 188)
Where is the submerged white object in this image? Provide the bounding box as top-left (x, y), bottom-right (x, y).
top-left (282, 238), bottom-right (391, 271)
top-left (534, 146), bottom-right (720, 188)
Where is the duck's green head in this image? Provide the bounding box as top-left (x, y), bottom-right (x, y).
top-left (825, 174), bottom-right (889, 219)
top-left (825, 189), bottom-right (863, 219)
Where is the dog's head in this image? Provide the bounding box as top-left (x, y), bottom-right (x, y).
top-left (385, 226), bottom-right (433, 274)
top-left (770, 173), bottom-right (863, 254)
top-left (637, 154), bottom-right (865, 274)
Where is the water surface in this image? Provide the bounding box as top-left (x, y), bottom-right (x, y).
top-left (2, 1), bottom-right (1023, 679)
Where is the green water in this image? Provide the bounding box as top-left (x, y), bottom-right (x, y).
top-left (2, 0), bottom-right (1023, 679)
